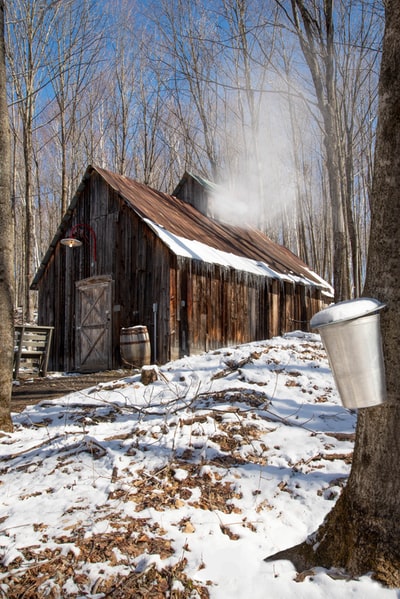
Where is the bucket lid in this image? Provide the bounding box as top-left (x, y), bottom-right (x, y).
top-left (310, 297), bottom-right (385, 329)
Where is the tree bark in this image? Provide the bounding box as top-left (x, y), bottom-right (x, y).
top-left (0, 0), bottom-right (14, 433)
top-left (265, 2), bottom-right (400, 586)
top-left (23, 105), bottom-right (35, 323)
top-left (288, 0), bottom-right (356, 301)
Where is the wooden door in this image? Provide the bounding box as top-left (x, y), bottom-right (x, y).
top-left (75, 276), bottom-right (113, 372)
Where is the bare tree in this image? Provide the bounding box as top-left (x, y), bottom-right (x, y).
top-left (5, 0), bottom-right (382, 312)
top-left (49, 0), bottom-right (105, 215)
top-left (218, 0), bottom-right (278, 228)
top-left (267, 1), bottom-right (400, 586)
top-left (149, 0), bottom-right (222, 179)
top-left (278, 0), bottom-right (349, 300)
top-left (89, 0), bottom-right (139, 178)
top-left (0, 0), bottom-right (14, 432)
top-left (335, 0), bottom-right (382, 296)
top-left (108, 36), bottom-right (137, 177)
top-left (6, 0), bottom-right (62, 321)
top-left (273, 0), bottom-right (383, 300)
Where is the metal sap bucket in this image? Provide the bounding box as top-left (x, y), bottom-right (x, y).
top-left (310, 298), bottom-right (386, 409)
top-left (120, 325), bottom-right (151, 367)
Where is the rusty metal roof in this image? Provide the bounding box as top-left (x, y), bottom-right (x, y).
top-left (31, 165), bottom-right (332, 292)
top-left (96, 166), bottom-right (330, 290)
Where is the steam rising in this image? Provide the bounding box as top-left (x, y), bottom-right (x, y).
top-left (210, 88), bottom-right (307, 230)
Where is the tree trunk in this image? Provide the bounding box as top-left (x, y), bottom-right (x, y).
top-left (23, 113), bottom-right (35, 323)
top-left (0, 0), bottom-right (14, 433)
top-left (323, 114), bottom-right (350, 302)
top-left (289, 0), bottom-right (352, 301)
top-left (265, 2), bottom-right (400, 586)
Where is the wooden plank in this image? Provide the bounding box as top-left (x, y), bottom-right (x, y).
top-left (75, 277), bottom-right (112, 372)
top-left (13, 325), bottom-right (54, 378)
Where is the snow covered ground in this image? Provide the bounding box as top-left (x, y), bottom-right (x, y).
top-left (0, 332), bottom-right (397, 598)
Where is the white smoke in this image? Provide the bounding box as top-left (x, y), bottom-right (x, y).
top-left (210, 83), bottom-right (311, 230)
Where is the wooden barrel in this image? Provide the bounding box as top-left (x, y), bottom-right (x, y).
top-left (120, 326), bottom-right (151, 367)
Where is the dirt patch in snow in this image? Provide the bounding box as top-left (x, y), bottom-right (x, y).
top-left (11, 371), bottom-right (133, 413)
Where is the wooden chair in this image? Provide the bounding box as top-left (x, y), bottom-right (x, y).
top-left (13, 325), bottom-right (54, 379)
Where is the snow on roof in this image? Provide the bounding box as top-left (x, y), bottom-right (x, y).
top-left (31, 165), bottom-right (334, 295)
top-left (145, 219), bottom-right (326, 287)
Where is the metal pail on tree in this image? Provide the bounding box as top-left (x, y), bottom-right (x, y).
top-left (310, 298), bottom-right (387, 409)
top-left (120, 325), bottom-right (151, 367)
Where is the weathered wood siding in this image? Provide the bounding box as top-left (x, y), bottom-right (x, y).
top-left (168, 258), bottom-right (327, 360)
top-left (36, 170), bottom-right (330, 371)
top-left (37, 172), bottom-right (171, 370)
top-left (173, 172), bottom-right (210, 216)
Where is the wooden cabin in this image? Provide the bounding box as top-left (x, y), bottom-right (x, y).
top-left (31, 165), bottom-right (332, 372)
